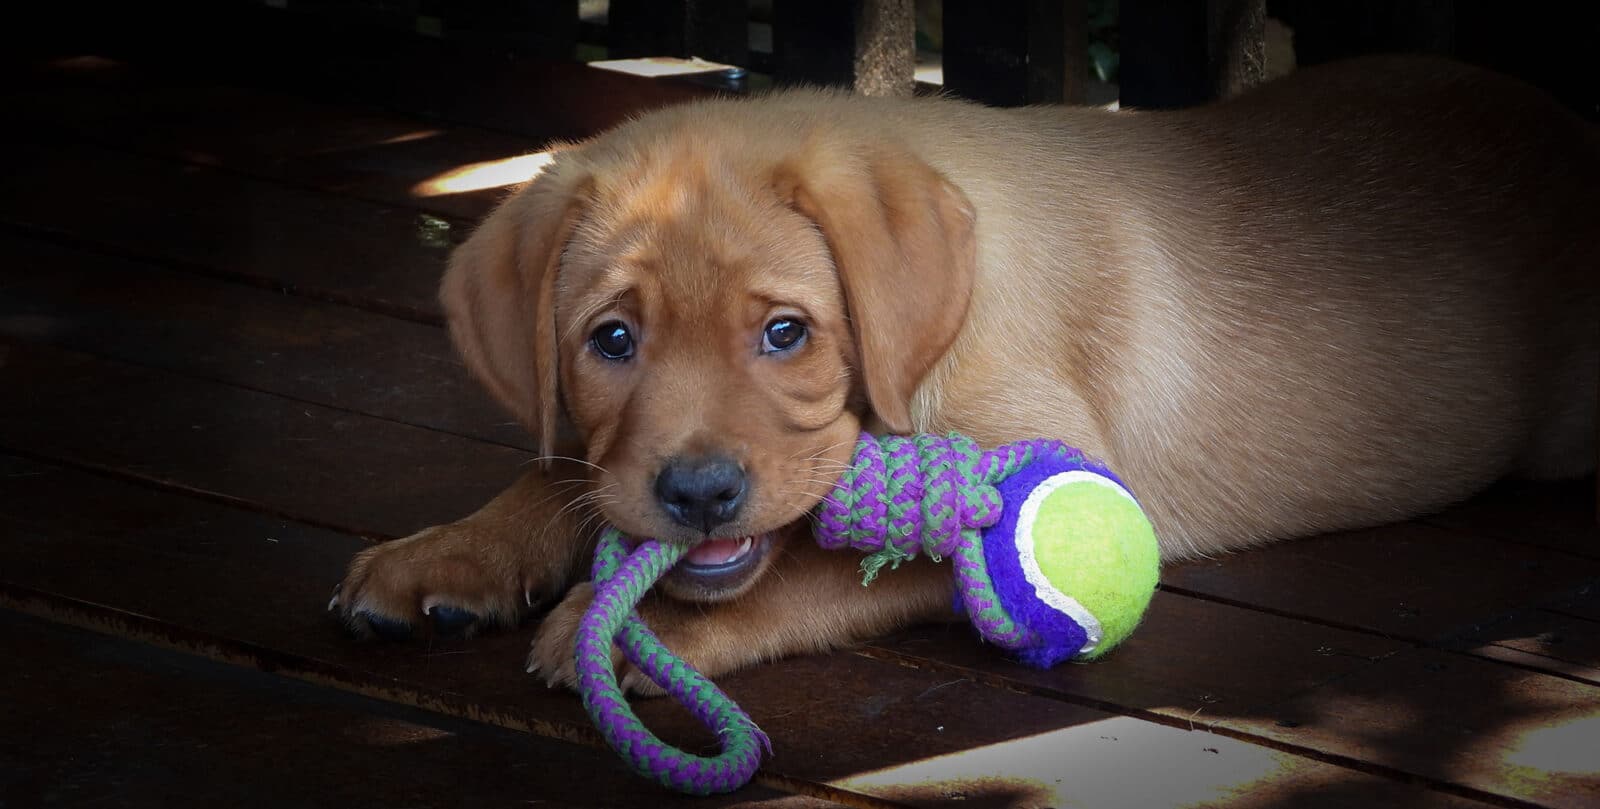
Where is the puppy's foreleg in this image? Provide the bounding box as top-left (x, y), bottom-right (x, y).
top-left (529, 540), bottom-right (956, 694)
top-left (331, 460), bottom-right (600, 639)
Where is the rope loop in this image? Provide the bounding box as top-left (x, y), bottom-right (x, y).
top-left (576, 529), bottom-right (769, 795)
top-left (581, 433), bottom-right (1085, 793)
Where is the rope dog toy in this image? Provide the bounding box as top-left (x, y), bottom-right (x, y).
top-left (576, 432), bottom-right (1160, 794)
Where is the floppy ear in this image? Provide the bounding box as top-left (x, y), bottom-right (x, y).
top-left (439, 166), bottom-right (589, 459)
top-left (777, 144), bottom-right (977, 433)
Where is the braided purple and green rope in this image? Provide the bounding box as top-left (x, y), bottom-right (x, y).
top-left (815, 433), bottom-right (1081, 652)
top-left (576, 432), bottom-right (1079, 794)
top-left (574, 530), bottom-right (769, 795)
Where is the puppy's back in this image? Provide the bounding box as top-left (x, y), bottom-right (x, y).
top-left (903, 58), bottom-right (1599, 555)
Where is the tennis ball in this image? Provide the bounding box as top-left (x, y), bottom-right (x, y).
top-left (984, 456), bottom-right (1160, 667)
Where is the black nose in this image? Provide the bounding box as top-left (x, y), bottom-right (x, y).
top-left (655, 455), bottom-right (747, 532)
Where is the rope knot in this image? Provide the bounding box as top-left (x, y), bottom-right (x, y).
top-left (815, 432), bottom-right (1002, 578)
top-left (965, 483), bottom-right (1002, 530)
top-left (579, 431), bottom-right (1087, 794)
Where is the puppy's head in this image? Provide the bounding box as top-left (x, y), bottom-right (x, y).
top-left (442, 99), bottom-right (976, 601)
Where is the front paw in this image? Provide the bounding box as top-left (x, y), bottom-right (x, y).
top-left (528, 584), bottom-right (671, 697)
top-left (330, 523), bottom-right (564, 641)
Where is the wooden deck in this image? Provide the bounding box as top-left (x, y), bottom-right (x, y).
top-left (3, 53), bottom-right (1598, 809)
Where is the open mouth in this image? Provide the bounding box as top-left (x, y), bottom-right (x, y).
top-left (665, 531), bottom-right (775, 595)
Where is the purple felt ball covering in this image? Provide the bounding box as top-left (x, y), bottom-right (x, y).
top-left (980, 452), bottom-right (1130, 668)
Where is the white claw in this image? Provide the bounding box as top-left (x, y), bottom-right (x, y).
top-left (525, 589), bottom-right (534, 608)
top-left (420, 595), bottom-right (446, 616)
top-left (327, 594), bottom-right (340, 612)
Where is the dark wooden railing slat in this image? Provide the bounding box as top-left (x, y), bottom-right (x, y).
top-left (440, 0), bottom-right (580, 59)
top-left (1121, 0), bottom-right (1266, 108)
top-left (608, 0), bottom-right (749, 67)
top-left (942, 0), bottom-right (1088, 107)
top-left (772, 0), bottom-right (914, 96)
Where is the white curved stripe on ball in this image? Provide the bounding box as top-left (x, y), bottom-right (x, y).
top-left (1014, 470), bottom-right (1138, 657)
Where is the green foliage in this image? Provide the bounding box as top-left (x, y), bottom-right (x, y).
top-left (1088, 0), bottom-right (1120, 83)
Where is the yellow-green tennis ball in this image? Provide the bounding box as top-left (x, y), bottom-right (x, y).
top-left (987, 462), bottom-right (1160, 667)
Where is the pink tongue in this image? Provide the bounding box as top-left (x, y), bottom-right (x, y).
top-left (686, 537), bottom-right (744, 566)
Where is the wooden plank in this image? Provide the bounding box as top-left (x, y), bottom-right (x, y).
top-left (0, 610), bottom-right (797, 809)
top-left (866, 603), bottom-right (1600, 806)
top-left (1264, 648), bottom-right (1600, 809)
top-left (0, 138), bottom-right (453, 321)
top-left (1423, 478), bottom-right (1600, 559)
top-left (1161, 521), bottom-right (1600, 645)
top-left (1157, 517), bottom-right (1600, 691)
top-left (1547, 582), bottom-right (1600, 624)
top-left (869, 591), bottom-right (1406, 721)
top-left (0, 455), bottom-right (1494, 807)
top-left (827, 713), bottom-right (1496, 809)
top-left (3, 56), bottom-right (539, 221)
top-left (0, 230), bottom-right (1572, 712)
top-left (1440, 607), bottom-right (1600, 686)
top-left (0, 234), bottom-right (529, 450)
top-left (0, 350), bottom-right (1548, 805)
top-left (954, 529), bottom-right (1600, 801)
top-left (865, 605), bottom-right (1600, 807)
top-left (39, 1), bottom-right (717, 142)
top-left (862, 524), bottom-right (1600, 805)
top-left (0, 300), bottom-right (1584, 804)
top-left (0, 339), bottom-right (526, 539)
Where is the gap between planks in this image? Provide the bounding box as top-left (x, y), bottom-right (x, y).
top-left (0, 586), bottom-right (896, 809)
top-left (2, 333), bottom-right (1587, 689)
top-left (0, 444), bottom-right (1561, 809)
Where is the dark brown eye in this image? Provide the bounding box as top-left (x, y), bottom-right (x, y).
top-left (591, 321), bottom-right (634, 360)
top-left (761, 318), bottom-right (806, 354)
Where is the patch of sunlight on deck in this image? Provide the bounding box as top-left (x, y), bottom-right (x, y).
top-left (830, 716), bottom-right (1302, 808)
top-left (1506, 711), bottom-right (1600, 776)
top-left (411, 151), bottom-right (556, 197)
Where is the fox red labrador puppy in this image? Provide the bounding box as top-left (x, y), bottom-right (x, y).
top-left (333, 56), bottom-right (1598, 692)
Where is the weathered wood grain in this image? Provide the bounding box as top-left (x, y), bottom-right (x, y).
top-left (0, 234), bottom-right (527, 449)
top-left (0, 455), bottom-right (1467, 806)
top-left (0, 338), bottom-right (526, 539)
top-left (0, 139), bottom-right (454, 321)
top-left (0, 609), bottom-right (805, 808)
